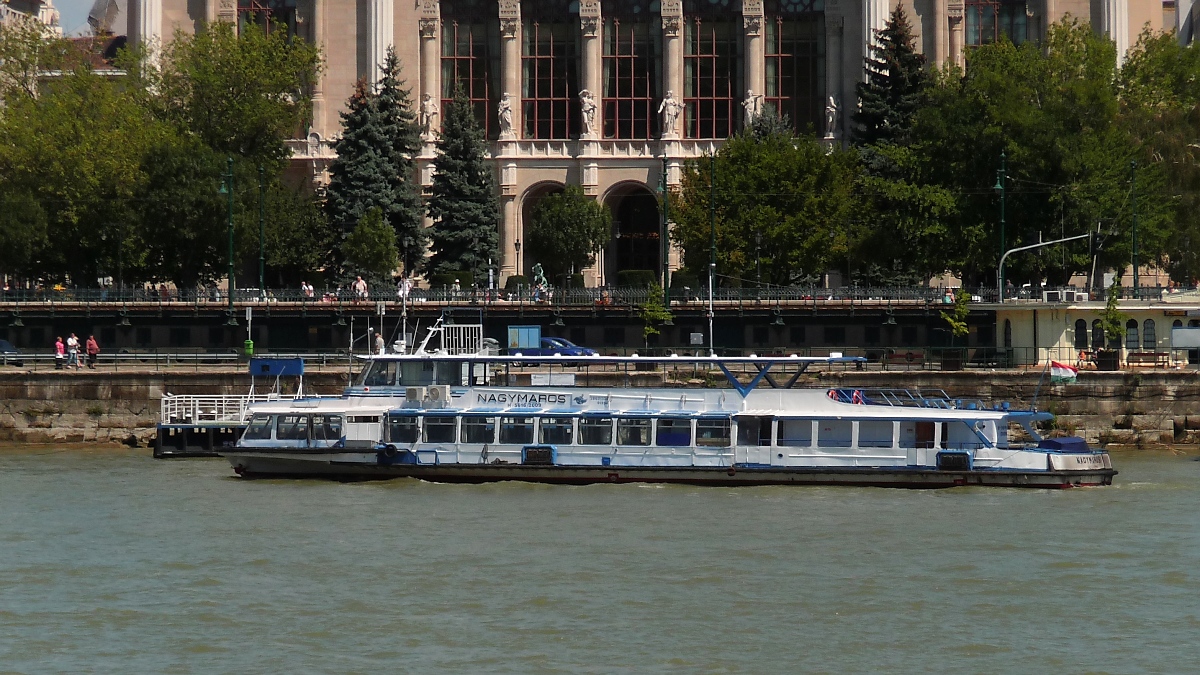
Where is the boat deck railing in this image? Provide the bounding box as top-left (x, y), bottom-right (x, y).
top-left (830, 388), bottom-right (998, 412)
top-left (160, 394), bottom-right (278, 425)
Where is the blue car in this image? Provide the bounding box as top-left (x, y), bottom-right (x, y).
top-left (511, 337), bottom-right (597, 357)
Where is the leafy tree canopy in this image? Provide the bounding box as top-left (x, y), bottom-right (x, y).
top-left (853, 5), bottom-right (929, 146)
top-left (342, 207), bottom-right (399, 286)
top-left (525, 185), bottom-right (612, 282)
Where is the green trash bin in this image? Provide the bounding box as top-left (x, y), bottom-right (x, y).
top-left (243, 339), bottom-right (254, 356)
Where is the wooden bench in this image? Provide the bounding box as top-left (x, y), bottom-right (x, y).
top-left (1126, 352), bottom-right (1170, 367)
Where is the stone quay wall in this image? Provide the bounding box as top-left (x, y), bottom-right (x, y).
top-left (1, 368), bottom-right (1198, 449)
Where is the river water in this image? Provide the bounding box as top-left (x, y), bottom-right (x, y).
top-left (1, 448), bottom-right (1198, 674)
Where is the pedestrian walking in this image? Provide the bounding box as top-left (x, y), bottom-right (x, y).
top-left (374, 332), bottom-right (385, 355)
top-left (353, 276), bottom-right (368, 301)
top-left (66, 333), bottom-right (80, 369)
top-left (86, 335), bottom-right (99, 369)
top-left (54, 336), bottom-right (65, 370)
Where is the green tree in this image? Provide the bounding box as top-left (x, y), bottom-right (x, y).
top-left (134, 21), bottom-right (322, 169)
top-left (639, 283), bottom-right (673, 346)
top-left (325, 80), bottom-right (393, 234)
top-left (375, 48), bottom-right (428, 272)
top-left (0, 14), bottom-right (70, 101)
top-left (342, 207), bottom-right (399, 286)
top-left (525, 185), bottom-right (611, 282)
top-left (853, 5), bottom-right (929, 146)
top-left (1119, 31), bottom-right (1200, 283)
top-left (671, 125), bottom-right (861, 286)
top-left (264, 184), bottom-right (337, 288)
top-left (426, 94), bottom-right (500, 280)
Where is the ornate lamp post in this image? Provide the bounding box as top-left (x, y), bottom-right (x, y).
top-left (993, 151), bottom-right (1007, 299)
top-left (218, 157), bottom-right (237, 324)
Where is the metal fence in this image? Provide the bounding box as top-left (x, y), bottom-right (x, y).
top-left (3, 284), bottom-right (1187, 308)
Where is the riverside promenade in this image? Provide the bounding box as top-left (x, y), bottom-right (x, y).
top-left (2, 363), bottom-right (1199, 450)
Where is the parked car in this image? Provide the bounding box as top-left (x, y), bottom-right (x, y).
top-left (0, 339), bottom-right (23, 366)
top-left (510, 337), bottom-right (597, 357)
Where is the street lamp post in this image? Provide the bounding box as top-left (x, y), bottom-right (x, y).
top-left (1131, 160), bottom-right (1138, 298)
top-left (658, 157), bottom-right (670, 292)
top-left (258, 165), bottom-right (265, 295)
top-left (219, 157), bottom-right (236, 322)
top-left (993, 151), bottom-right (1007, 300)
top-left (514, 239), bottom-right (522, 280)
top-left (708, 153), bottom-right (716, 356)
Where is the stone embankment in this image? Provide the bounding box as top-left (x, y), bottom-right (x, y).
top-left (0, 369), bottom-right (349, 446)
top-left (1, 367), bottom-right (1197, 449)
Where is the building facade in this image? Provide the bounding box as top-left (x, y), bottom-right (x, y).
top-left (126, 0), bottom-right (1174, 285)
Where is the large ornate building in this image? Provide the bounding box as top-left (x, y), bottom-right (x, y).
top-left (125, 0), bottom-right (1177, 284)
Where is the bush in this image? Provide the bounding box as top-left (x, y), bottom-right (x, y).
top-left (504, 275), bottom-right (530, 291)
top-left (429, 271), bottom-right (473, 289)
top-left (617, 269), bottom-right (658, 288)
top-left (669, 270), bottom-right (699, 290)
top-left (563, 274), bottom-right (585, 289)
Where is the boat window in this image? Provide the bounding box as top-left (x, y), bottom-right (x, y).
top-left (858, 420), bottom-right (893, 448)
top-left (777, 419), bottom-right (812, 447)
top-left (423, 416), bottom-right (457, 443)
top-left (361, 360), bottom-right (399, 387)
top-left (244, 414), bottom-right (274, 440)
top-left (736, 416), bottom-right (772, 446)
top-left (579, 417), bottom-right (613, 444)
top-left (499, 416), bottom-right (535, 444)
top-left (400, 361), bottom-right (436, 386)
top-left (388, 414), bottom-right (419, 443)
top-left (311, 414), bottom-right (343, 441)
top-left (696, 418), bottom-right (731, 447)
top-left (617, 418), bottom-right (651, 446)
top-left (656, 418), bottom-right (692, 446)
top-left (461, 416), bottom-right (496, 444)
top-left (817, 419), bottom-right (852, 448)
top-left (539, 417), bottom-right (574, 445)
top-left (276, 414), bottom-right (309, 441)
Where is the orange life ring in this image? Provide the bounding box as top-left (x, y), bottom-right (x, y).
top-left (852, 390), bottom-right (863, 404)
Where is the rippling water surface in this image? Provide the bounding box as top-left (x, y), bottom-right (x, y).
top-left (1, 448), bottom-right (1198, 673)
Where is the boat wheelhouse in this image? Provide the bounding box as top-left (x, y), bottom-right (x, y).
top-left (223, 353), bottom-right (1116, 488)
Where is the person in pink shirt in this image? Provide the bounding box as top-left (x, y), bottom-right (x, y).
top-left (54, 336), bottom-right (65, 370)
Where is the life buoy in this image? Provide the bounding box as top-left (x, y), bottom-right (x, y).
top-left (382, 445), bottom-right (397, 459)
top-left (828, 390), bottom-right (838, 400)
top-left (852, 390), bottom-right (863, 404)
top-left (905, 352), bottom-right (915, 363)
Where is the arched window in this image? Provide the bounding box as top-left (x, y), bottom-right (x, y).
top-left (1125, 319), bottom-right (1139, 351)
top-left (1073, 319), bottom-right (1087, 350)
top-left (1003, 319), bottom-right (1012, 348)
top-left (764, 0), bottom-right (824, 133)
top-left (684, 0), bottom-right (740, 138)
top-left (523, 0), bottom-right (581, 139)
top-left (442, 0), bottom-right (502, 138)
top-left (1092, 319), bottom-right (1103, 349)
top-left (964, 0), bottom-right (1028, 46)
top-left (1143, 319), bottom-right (1156, 350)
top-left (603, 0), bottom-right (662, 139)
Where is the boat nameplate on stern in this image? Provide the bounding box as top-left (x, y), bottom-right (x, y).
top-left (1048, 453), bottom-right (1112, 471)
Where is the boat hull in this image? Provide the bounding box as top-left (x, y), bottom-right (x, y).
top-left (222, 452), bottom-right (1116, 489)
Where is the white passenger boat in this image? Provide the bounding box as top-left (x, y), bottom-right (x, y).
top-left (221, 351), bottom-right (1116, 489)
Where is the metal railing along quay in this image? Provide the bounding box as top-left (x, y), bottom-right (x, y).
top-left (6, 283), bottom-right (1188, 310)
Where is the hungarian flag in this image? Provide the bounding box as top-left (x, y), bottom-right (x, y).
top-left (1050, 361), bottom-right (1078, 383)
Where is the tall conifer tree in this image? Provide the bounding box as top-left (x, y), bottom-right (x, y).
top-left (854, 6), bottom-right (928, 146)
top-left (375, 48), bottom-right (427, 271)
top-left (425, 94), bottom-right (500, 279)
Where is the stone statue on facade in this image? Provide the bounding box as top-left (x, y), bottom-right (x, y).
top-left (742, 89), bottom-right (763, 127)
top-left (824, 95), bottom-right (840, 139)
top-left (419, 93), bottom-right (439, 136)
top-left (498, 92), bottom-right (514, 138)
top-left (579, 89), bottom-right (597, 137)
top-left (658, 90), bottom-right (682, 138)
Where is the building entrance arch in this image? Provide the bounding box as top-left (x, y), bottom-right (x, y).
top-left (604, 182), bottom-right (661, 284)
top-left (518, 182), bottom-right (566, 276)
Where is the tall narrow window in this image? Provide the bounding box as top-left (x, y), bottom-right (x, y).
top-left (1073, 319), bottom-right (1088, 350)
top-left (442, 0), bottom-right (502, 138)
top-left (523, 1), bottom-right (580, 139)
top-left (1126, 319), bottom-right (1139, 351)
top-left (764, 0), bottom-right (824, 133)
top-left (683, 0), bottom-right (739, 138)
top-left (964, 0), bottom-right (1028, 46)
top-left (603, 0), bottom-right (662, 139)
top-left (1143, 320), bottom-right (1156, 350)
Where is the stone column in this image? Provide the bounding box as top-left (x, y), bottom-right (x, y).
top-left (661, 0), bottom-right (684, 139)
top-left (419, 1), bottom-right (441, 140)
top-left (1102, 0), bottom-right (1129, 66)
top-left (309, 0), bottom-right (326, 139)
top-left (932, 0), bottom-right (944, 66)
top-left (862, 0), bottom-right (888, 76)
top-left (499, 0), bottom-right (521, 140)
top-left (947, 3), bottom-right (964, 69)
top-left (580, 0), bottom-right (602, 139)
top-left (367, 0), bottom-right (394, 85)
top-left (824, 12), bottom-right (844, 142)
top-left (130, 0), bottom-right (162, 50)
top-left (743, 0), bottom-right (765, 100)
